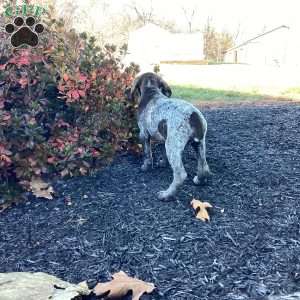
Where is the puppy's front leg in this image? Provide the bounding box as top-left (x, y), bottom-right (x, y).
top-left (141, 134), bottom-right (152, 171)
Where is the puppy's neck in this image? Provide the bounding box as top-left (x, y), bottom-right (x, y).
top-left (138, 86), bottom-right (161, 115)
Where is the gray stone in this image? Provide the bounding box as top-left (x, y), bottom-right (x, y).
top-left (0, 272), bottom-right (91, 300)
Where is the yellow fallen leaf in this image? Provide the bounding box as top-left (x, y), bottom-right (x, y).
top-left (0, 203), bottom-right (10, 213)
top-left (94, 271), bottom-right (155, 300)
top-left (61, 169), bottom-right (69, 177)
top-left (79, 167), bottom-right (87, 175)
top-left (191, 199), bottom-right (213, 222)
top-left (30, 178), bottom-right (54, 200)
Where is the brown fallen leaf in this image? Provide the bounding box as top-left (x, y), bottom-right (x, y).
top-left (0, 203), bottom-right (11, 213)
top-left (61, 169), bottom-right (69, 177)
top-left (94, 271), bottom-right (155, 300)
top-left (30, 178), bottom-right (54, 200)
top-left (191, 199), bottom-right (213, 221)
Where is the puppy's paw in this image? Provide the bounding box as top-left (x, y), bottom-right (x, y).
top-left (157, 190), bottom-right (174, 201)
top-left (141, 159), bottom-right (152, 171)
top-left (157, 158), bottom-right (167, 168)
top-left (193, 175), bottom-right (200, 185)
top-left (193, 175), bottom-right (209, 185)
top-left (141, 163), bottom-right (150, 171)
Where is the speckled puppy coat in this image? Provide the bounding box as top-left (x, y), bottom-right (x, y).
top-left (126, 72), bottom-right (210, 200)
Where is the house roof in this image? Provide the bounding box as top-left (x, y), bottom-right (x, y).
top-left (130, 23), bottom-right (169, 37)
top-left (225, 25), bottom-right (290, 53)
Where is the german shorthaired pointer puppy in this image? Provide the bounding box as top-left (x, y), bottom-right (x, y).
top-left (126, 72), bottom-right (210, 200)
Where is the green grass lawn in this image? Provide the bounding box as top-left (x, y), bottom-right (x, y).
top-left (171, 85), bottom-right (265, 103)
top-left (281, 87), bottom-right (300, 100)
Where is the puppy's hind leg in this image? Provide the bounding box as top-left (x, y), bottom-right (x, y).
top-left (158, 138), bottom-right (187, 200)
top-left (192, 136), bottom-right (211, 185)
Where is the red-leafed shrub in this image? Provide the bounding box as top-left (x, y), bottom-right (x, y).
top-left (0, 9), bottom-right (139, 209)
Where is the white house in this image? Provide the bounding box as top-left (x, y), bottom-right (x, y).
top-left (224, 25), bottom-right (291, 66)
top-left (124, 23), bottom-right (204, 70)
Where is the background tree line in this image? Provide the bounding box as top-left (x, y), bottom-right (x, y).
top-left (13, 0), bottom-right (236, 63)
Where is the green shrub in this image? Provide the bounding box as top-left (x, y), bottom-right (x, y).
top-left (0, 9), bottom-right (139, 210)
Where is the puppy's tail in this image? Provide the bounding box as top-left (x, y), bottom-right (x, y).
top-left (189, 112), bottom-right (206, 142)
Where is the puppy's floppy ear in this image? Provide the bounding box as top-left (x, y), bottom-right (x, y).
top-left (159, 78), bottom-right (172, 97)
top-left (125, 75), bottom-right (142, 101)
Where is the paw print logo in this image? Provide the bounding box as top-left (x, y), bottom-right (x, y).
top-left (5, 16), bottom-right (44, 47)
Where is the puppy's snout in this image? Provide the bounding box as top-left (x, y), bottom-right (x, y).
top-left (146, 79), bottom-right (154, 87)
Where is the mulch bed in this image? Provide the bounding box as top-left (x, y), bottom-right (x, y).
top-left (1, 104), bottom-right (300, 300)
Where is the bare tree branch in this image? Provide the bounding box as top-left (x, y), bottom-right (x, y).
top-left (128, 0), bottom-right (154, 25)
top-left (182, 5), bottom-right (197, 33)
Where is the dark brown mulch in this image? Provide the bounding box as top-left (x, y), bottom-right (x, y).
top-left (0, 104), bottom-right (300, 300)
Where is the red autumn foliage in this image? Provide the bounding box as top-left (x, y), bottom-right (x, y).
top-left (0, 8), bottom-right (139, 208)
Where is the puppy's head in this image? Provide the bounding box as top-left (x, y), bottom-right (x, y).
top-left (125, 72), bottom-right (172, 102)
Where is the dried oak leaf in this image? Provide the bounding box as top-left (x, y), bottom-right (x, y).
top-left (0, 203), bottom-right (11, 213)
top-left (94, 271), bottom-right (155, 300)
top-left (30, 178), bottom-right (54, 200)
top-left (191, 199), bottom-right (213, 221)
